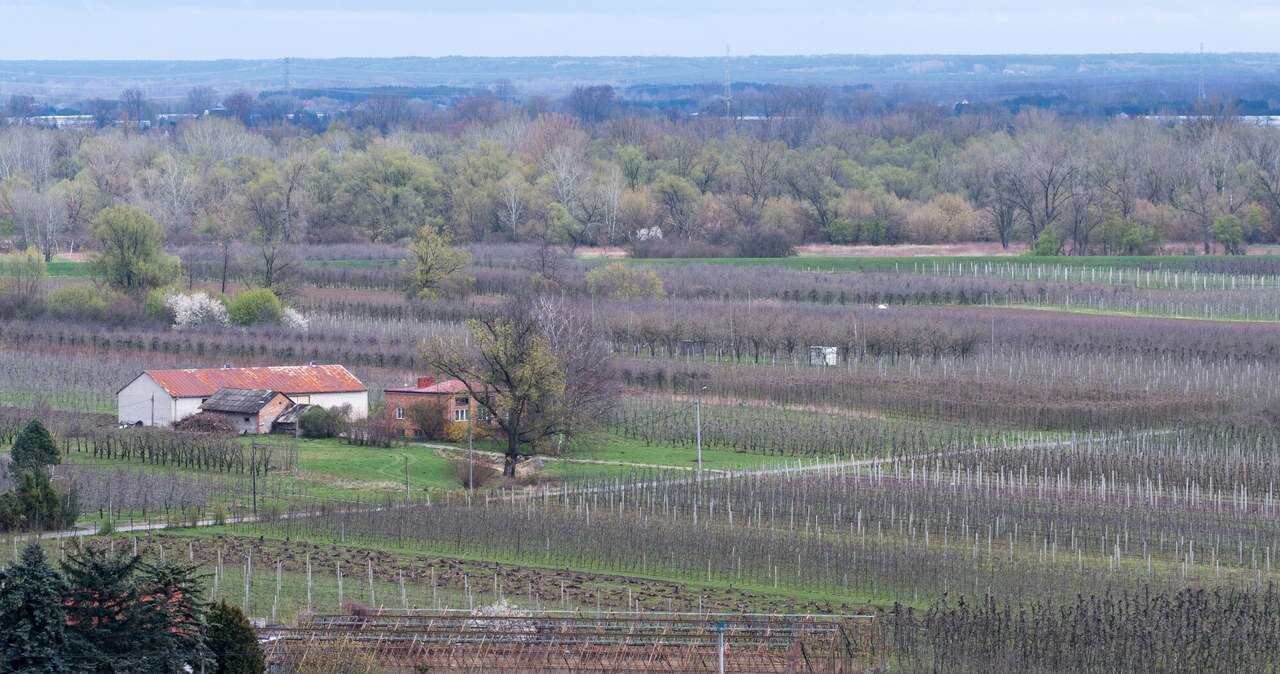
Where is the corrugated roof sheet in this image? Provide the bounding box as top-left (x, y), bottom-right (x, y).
top-left (201, 388), bottom-right (289, 414)
top-left (144, 364), bottom-right (366, 398)
top-left (385, 378), bottom-right (471, 395)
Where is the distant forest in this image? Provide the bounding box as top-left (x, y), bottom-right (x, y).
top-left (4, 53), bottom-right (1280, 116)
top-left (3, 78), bottom-right (1280, 264)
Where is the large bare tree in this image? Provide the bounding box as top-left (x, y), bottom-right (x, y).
top-left (424, 294), bottom-right (616, 477)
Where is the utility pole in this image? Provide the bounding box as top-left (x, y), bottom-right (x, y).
top-left (695, 386), bottom-right (707, 477)
top-left (468, 423), bottom-right (475, 490)
top-left (250, 442), bottom-right (258, 516)
top-left (404, 455), bottom-right (410, 504)
top-left (717, 621), bottom-right (726, 674)
top-left (149, 394), bottom-right (154, 426)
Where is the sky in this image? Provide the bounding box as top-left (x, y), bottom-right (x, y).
top-left (1, 1), bottom-right (1278, 59)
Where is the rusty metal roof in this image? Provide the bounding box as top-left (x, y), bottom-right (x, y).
top-left (385, 378), bottom-right (471, 395)
top-left (142, 364), bottom-right (366, 398)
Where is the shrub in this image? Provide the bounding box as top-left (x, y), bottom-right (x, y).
top-left (733, 229), bottom-right (796, 258)
top-left (627, 239), bottom-right (731, 258)
top-left (226, 288), bottom-right (282, 326)
top-left (46, 285), bottom-right (109, 322)
top-left (298, 406), bottom-right (336, 439)
top-left (280, 307), bottom-right (308, 332)
top-left (451, 455), bottom-right (499, 489)
top-left (205, 602), bottom-right (265, 674)
top-left (172, 412), bottom-right (236, 435)
top-left (1031, 227), bottom-right (1061, 256)
top-left (443, 420), bottom-right (487, 443)
top-left (586, 263), bottom-right (666, 299)
top-left (406, 400), bottom-right (447, 441)
top-left (166, 291), bottom-right (230, 330)
top-left (0, 471), bottom-right (78, 532)
top-left (300, 405), bottom-right (351, 439)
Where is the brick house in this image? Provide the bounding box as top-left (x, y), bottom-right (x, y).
top-left (384, 377), bottom-right (491, 438)
top-left (198, 388), bottom-right (295, 434)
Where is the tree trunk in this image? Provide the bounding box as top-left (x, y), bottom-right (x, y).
top-left (504, 432), bottom-right (519, 478)
top-left (220, 243), bottom-right (230, 295)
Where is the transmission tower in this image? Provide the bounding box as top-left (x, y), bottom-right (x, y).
top-left (1197, 43), bottom-right (1205, 103)
top-left (724, 45), bottom-right (732, 121)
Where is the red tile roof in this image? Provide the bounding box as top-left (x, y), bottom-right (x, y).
top-left (385, 378), bottom-right (471, 395)
top-left (141, 365), bottom-right (366, 398)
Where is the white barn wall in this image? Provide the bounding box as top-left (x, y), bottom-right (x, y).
top-left (117, 375), bottom-right (176, 426)
top-left (307, 391), bottom-right (369, 419)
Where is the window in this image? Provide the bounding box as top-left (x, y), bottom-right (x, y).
top-left (453, 408), bottom-right (469, 422)
top-left (455, 397), bottom-right (469, 407)
top-left (394, 406), bottom-right (405, 420)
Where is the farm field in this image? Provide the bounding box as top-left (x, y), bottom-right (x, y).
top-left (7, 242), bottom-right (1280, 672)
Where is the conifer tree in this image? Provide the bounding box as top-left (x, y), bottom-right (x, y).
top-left (11, 419), bottom-right (59, 474)
top-left (206, 601), bottom-right (265, 674)
top-left (0, 544), bottom-right (70, 673)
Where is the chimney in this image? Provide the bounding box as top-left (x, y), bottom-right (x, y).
top-left (416, 376), bottom-right (435, 389)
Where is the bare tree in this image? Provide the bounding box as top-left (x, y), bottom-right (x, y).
top-left (424, 294), bottom-right (616, 476)
top-left (567, 85), bottom-right (615, 123)
top-left (119, 88), bottom-right (150, 126)
top-left (185, 87), bottom-right (218, 115)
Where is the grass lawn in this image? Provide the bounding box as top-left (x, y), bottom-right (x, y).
top-left (275, 437), bottom-right (461, 495)
top-left (432, 432), bottom-right (797, 475)
top-left (49, 261), bottom-right (91, 277)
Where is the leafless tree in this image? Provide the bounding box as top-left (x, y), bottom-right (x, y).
top-left (567, 85), bottom-right (615, 123)
top-left (185, 86), bottom-right (218, 115)
top-left (424, 294), bottom-right (616, 476)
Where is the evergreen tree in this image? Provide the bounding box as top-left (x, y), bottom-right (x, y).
top-left (0, 544), bottom-right (70, 673)
top-left (61, 546), bottom-right (146, 673)
top-left (134, 559), bottom-right (211, 672)
top-left (11, 419), bottom-right (59, 474)
top-left (62, 548), bottom-right (210, 673)
top-left (206, 602), bottom-right (265, 674)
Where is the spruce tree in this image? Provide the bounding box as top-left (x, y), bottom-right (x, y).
top-left (134, 559), bottom-right (211, 672)
top-left (11, 419), bottom-right (59, 474)
top-left (206, 602), bottom-right (265, 674)
top-left (0, 544), bottom-right (70, 673)
top-left (61, 546), bottom-right (145, 672)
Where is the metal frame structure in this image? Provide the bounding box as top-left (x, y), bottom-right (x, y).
top-left (261, 609), bottom-right (880, 673)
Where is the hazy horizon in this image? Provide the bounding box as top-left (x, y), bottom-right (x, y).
top-left (3, 1), bottom-right (1278, 60)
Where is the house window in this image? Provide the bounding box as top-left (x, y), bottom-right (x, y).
top-left (453, 408), bottom-right (469, 422)
top-left (455, 397), bottom-right (469, 407)
top-left (395, 406), bottom-right (405, 420)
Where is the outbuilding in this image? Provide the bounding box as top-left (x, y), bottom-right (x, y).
top-left (117, 364), bottom-right (368, 427)
top-left (199, 388), bottom-right (295, 435)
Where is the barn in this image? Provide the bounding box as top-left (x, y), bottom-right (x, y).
top-left (116, 364), bottom-right (368, 427)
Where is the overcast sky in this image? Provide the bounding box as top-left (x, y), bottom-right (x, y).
top-left (1, 1), bottom-right (1277, 59)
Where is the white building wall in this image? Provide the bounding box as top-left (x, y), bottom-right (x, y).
top-left (117, 376), bottom-right (176, 426)
top-left (174, 397), bottom-right (204, 423)
top-left (307, 391), bottom-right (369, 419)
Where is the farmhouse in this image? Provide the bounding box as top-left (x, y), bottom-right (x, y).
top-left (384, 376), bottom-right (491, 438)
top-left (198, 388), bottom-right (296, 435)
top-left (117, 364), bottom-right (367, 427)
